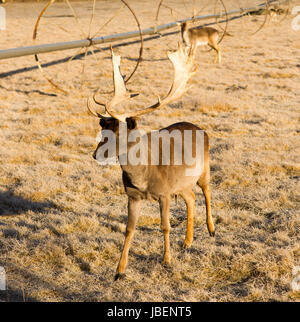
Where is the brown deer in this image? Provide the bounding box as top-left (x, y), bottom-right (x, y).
top-left (180, 21), bottom-right (221, 64)
top-left (87, 43), bottom-right (215, 280)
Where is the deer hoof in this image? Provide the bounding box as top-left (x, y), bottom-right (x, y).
top-left (163, 257), bottom-right (171, 266)
top-left (114, 273), bottom-right (126, 281)
top-left (183, 240), bottom-right (192, 248)
top-left (209, 230), bottom-right (215, 237)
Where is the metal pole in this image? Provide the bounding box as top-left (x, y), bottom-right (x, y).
top-left (0, 0), bottom-right (278, 60)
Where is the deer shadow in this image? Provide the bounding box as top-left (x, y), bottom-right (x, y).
top-left (0, 261), bottom-right (86, 302)
top-left (0, 190), bottom-right (57, 217)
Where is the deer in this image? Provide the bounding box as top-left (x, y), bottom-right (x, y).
top-left (180, 21), bottom-right (222, 64)
top-left (87, 43), bottom-right (215, 280)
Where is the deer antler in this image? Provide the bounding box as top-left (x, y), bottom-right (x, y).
top-left (108, 47), bottom-right (132, 109)
top-left (87, 46), bottom-right (137, 119)
top-left (89, 42), bottom-right (197, 122)
top-left (87, 94), bottom-right (110, 119)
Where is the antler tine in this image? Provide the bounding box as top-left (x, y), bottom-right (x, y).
top-left (103, 46), bottom-right (133, 122)
top-left (93, 92), bottom-right (106, 107)
top-left (87, 97), bottom-right (110, 119)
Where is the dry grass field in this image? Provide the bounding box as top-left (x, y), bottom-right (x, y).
top-left (0, 0), bottom-right (299, 302)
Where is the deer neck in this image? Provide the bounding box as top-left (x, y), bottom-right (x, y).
top-left (118, 129), bottom-right (150, 192)
top-left (181, 25), bottom-right (191, 47)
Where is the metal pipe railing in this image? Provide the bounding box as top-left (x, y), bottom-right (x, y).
top-left (0, 0), bottom-right (279, 60)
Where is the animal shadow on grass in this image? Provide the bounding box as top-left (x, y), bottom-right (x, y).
top-left (0, 288), bottom-right (37, 302)
top-left (0, 190), bottom-right (57, 217)
top-left (0, 262), bottom-right (85, 302)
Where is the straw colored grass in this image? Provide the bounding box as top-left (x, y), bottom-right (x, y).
top-left (0, 0), bottom-right (299, 302)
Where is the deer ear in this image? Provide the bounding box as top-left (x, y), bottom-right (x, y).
top-left (126, 117), bottom-right (137, 130)
top-left (100, 119), bottom-right (107, 128)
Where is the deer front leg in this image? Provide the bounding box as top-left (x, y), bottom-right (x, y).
top-left (159, 196), bottom-right (171, 265)
top-left (181, 190), bottom-right (196, 248)
top-left (115, 198), bottom-right (140, 280)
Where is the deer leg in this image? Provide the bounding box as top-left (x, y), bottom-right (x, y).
top-left (217, 46), bottom-right (221, 64)
top-left (201, 184), bottom-right (215, 237)
top-left (208, 43), bottom-right (221, 64)
top-left (159, 196), bottom-right (171, 264)
top-left (115, 198), bottom-right (140, 280)
top-left (189, 43), bottom-right (197, 58)
top-left (181, 190), bottom-right (196, 248)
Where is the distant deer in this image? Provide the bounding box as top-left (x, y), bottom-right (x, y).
top-left (180, 21), bottom-right (221, 64)
top-left (87, 43), bottom-right (215, 280)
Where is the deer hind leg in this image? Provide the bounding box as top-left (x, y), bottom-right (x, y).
top-left (217, 46), bottom-right (221, 64)
top-left (115, 198), bottom-right (140, 280)
top-left (159, 196), bottom-right (171, 264)
top-left (208, 42), bottom-right (221, 64)
top-left (199, 183), bottom-right (215, 237)
top-left (180, 190), bottom-right (196, 248)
